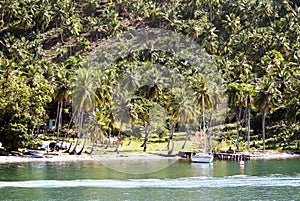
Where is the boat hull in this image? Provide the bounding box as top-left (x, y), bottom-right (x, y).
top-left (191, 153), bottom-right (213, 163)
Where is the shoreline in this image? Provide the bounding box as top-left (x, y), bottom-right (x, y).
top-left (249, 151), bottom-right (300, 160)
top-left (0, 153), bottom-right (179, 164)
top-left (0, 151), bottom-right (299, 164)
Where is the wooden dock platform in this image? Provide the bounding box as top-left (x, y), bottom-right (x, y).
top-left (178, 151), bottom-right (251, 161)
top-left (213, 152), bottom-right (251, 161)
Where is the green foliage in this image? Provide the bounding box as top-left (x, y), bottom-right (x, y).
top-left (0, 58), bottom-right (53, 150)
top-left (26, 137), bottom-right (43, 150)
top-left (0, 0), bottom-right (299, 152)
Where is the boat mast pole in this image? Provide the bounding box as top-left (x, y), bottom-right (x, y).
top-left (202, 93), bottom-right (206, 152)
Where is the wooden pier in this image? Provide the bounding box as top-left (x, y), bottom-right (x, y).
top-left (178, 151), bottom-right (193, 159)
top-left (213, 152), bottom-right (251, 161)
top-left (178, 151), bottom-right (251, 161)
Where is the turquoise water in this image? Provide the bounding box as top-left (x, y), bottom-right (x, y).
top-left (0, 158), bottom-right (299, 200)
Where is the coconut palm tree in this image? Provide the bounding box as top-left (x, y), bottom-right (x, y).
top-left (131, 97), bottom-right (153, 152)
top-left (192, 76), bottom-right (212, 152)
top-left (226, 82), bottom-right (244, 150)
top-left (52, 67), bottom-right (73, 139)
top-left (172, 87), bottom-right (198, 150)
top-left (70, 67), bottom-right (98, 154)
top-left (160, 84), bottom-right (197, 155)
top-left (255, 77), bottom-right (280, 152)
top-left (164, 93), bottom-right (179, 155)
top-left (242, 84), bottom-right (254, 150)
top-left (111, 90), bottom-right (133, 153)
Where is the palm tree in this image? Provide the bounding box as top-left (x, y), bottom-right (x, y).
top-left (131, 65), bottom-right (165, 152)
top-left (162, 85), bottom-right (198, 155)
top-left (111, 91), bottom-right (133, 153)
top-left (70, 67), bottom-right (98, 154)
top-left (164, 94), bottom-right (179, 155)
top-left (172, 87), bottom-right (198, 150)
top-left (226, 82), bottom-right (243, 150)
top-left (254, 78), bottom-right (280, 152)
top-left (53, 67), bottom-right (72, 139)
top-left (84, 108), bottom-right (107, 154)
top-left (193, 76), bottom-right (212, 152)
top-left (242, 84), bottom-right (254, 150)
top-left (132, 98), bottom-right (153, 152)
top-left (228, 82), bottom-right (254, 150)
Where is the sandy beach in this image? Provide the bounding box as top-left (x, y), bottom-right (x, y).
top-left (0, 152), bottom-right (180, 164)
top-left (0, 151), bottom-right (299, 164)
top-left (249, 151), bottom-right (300, 160)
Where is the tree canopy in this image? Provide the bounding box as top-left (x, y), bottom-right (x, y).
top-left (0, 0), bottom-right (299, 152)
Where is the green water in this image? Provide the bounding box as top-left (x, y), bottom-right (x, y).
top-left (0, 158), bottom-right (299, 201)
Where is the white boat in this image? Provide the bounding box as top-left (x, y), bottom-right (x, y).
top-left (191, 152), bottom-right (213, 163)
top-left (192, 114), bottom-right (214, 163)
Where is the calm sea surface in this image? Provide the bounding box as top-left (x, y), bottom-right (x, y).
top-left (0, 158), bottom-right (299, 201)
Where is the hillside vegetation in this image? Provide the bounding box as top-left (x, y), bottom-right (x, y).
top-left (0, 0), bottom-right (299, 153)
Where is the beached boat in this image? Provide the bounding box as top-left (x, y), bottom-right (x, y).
top-left (191, 152), bottom-right (213, 163)
top-left (27, 150), bottom-right (44, 158)
top-left (191, 122), bottom-right (213, 163)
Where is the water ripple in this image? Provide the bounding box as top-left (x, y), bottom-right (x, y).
top-left (0, 176), bottom-right (299, 189)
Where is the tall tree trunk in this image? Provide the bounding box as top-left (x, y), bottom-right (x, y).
top-left (69, 139), bottom-right (78, 155)
top-left (70, 111), bottom-right (84, 154)
top-left (141, 123), bottom-right (150, 152)
top-left (247, 106), bottom-right (251, 150)
top-left (235, 107), bottom-right (240, 150)
top-left (67, 107), bottom-right (79, 130)
top-left (63, 141), bottom-right (72, 153)
top-left (182, 127), bottom-right (191, 150)
top-left (86, 140), bottom-right (95, 154)
top-left (206, 128), bottom-right (213, 154)
top-left (206, 113), bottom-right (213, 154)
top-left (168, 124), bottom-right (175, 155)
top-left (115, 130), bottom-right (122, 154)
top-left (57, 101), bottom-right (63, 139)
top-left (53, 102), bottom-right (60, 135)
top-left (297, 132), bottom-right (299, 150)
top-left (76, 139), bottom-right (86, 155)
top-left (201, 94), bottom-right (206, 152)
top-left (262, 110), bottom-right (266, 153)
top-left (167, 123), bottom-right (174, 150)
top-left (105, 130), bottom-right (111, 149)
top-left (209, 0), bottom-right (213, 21)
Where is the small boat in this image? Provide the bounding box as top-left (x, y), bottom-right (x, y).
top-left (27, 150), bottom-right (45, 158)
top-left (191, 124), bottom-right (214, 163)
top-left (191, 152), bottom-right (213, 163)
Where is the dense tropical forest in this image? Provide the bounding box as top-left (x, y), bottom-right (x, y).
top-left (0, 0), bottom-right (299, 154)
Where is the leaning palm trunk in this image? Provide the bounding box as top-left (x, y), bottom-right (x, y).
top-left (67, 107), bottom-right (79, 130)
top-left (262, 110), bottom-right (266, 153)
top-left (76, 114), bottom-right (93, 154)
top-left (206, 114), bottom-right (213, 154)
top-left (166, 124), bottom-right (172, 150)
top-left (235, 107), bottom-right (241, 150)
top-left (182, 127), bottom-right (191, 150)
top-left (57, 101), bottom-right (63, 139)
top-left (86, 140), bottom-right (95, 154)
top-left (201, 94), bottom-right (206, 152)
top-left (246, 106), bottom-right (251, 150)
top-left (53, 102), bottom-right (60, 136)
top-left (105, 130), bottom-right (111, 149)
top-left (115, 130), bottom-right (122, 154)
top-left (206, 129), bottom-right (213, 154)
top-left (53, 101), bottom-right (63, 139)
top-left (69, 111), bottom-right (84, 154)
top-left (69, 139), bottom-right (78, 155)
top-left (167, 124), bottom-right (175, 155)
top-left (141, 123), bottom-right (150, 152)
top-left (63, 142), bottom-right (72, 153)
top-left (76, 139), bottom-right (86, 155)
